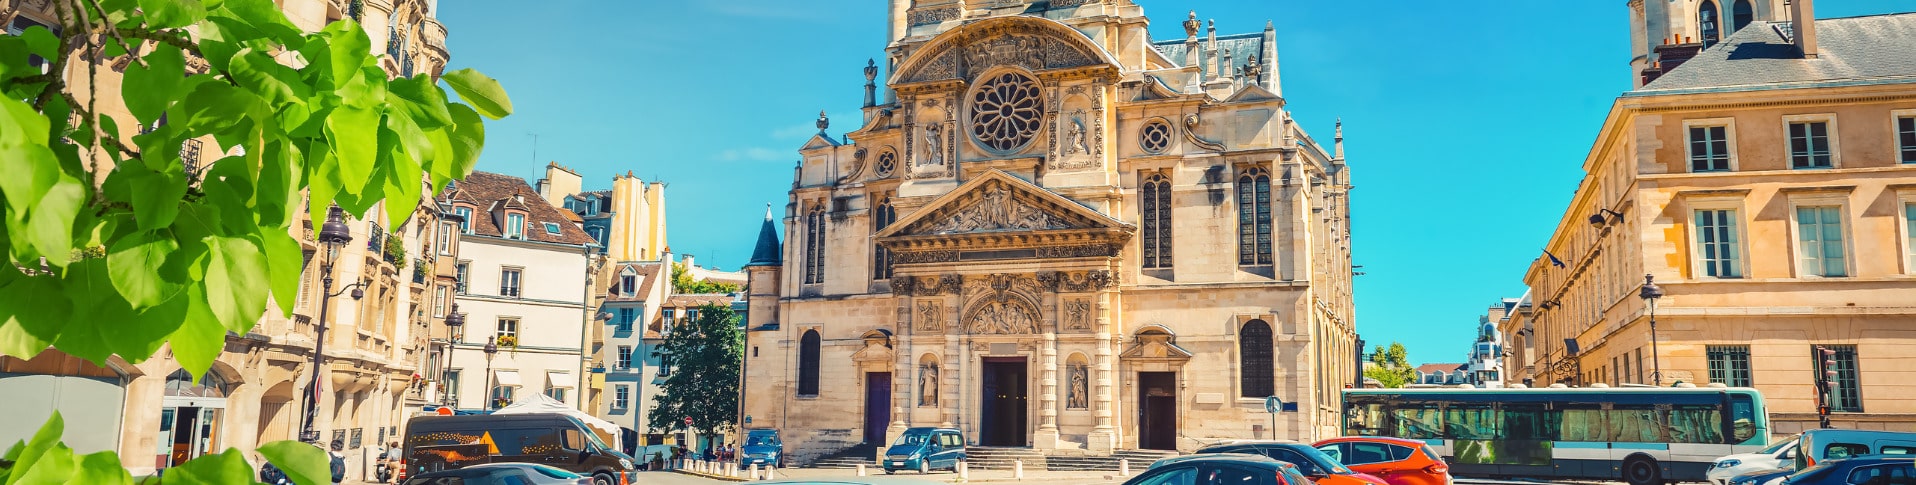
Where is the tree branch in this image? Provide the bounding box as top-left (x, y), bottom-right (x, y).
top-left (87, 0), bottom-right (144, 70)
top-left (114, 27), bottom-right (201, 58)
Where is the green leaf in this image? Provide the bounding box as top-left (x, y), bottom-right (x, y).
top-left (25, 176), bottom-right (86, 267)
top-left (167, 286), bottom-right (225, 377)
top-left (0, 256), bottom-right (71, 349)
top-left (382, 128), bottom-right (424, 229)
top-left (324, 105), bottom-right (378, 194)
top-left (129, 169), bottom-right (187, 232)
top-left (158, 449), bottom-right (252, 485)
top-left (229, 49), bottom-right (310, 107)
top-left (444, 103), bottom-right (486, 177)
top-left (321, 19), bottom-right (370, 90)
top-left (107, 231), bottom-right (179, 308)
top-left (212, 0), bottom-right (304, 48)
top-left (0, 97), bottom-right (59, 219)
top-left (178, 82), bottom-right (256, 137)
top-left (67, 451), bottom-right (134, 485)
top-left (257, 441), bottom-right (329, 485)
top-left (138, 0), bottom-right (206, 29)
top-left (52, 259), bottom-right (123, 364)
top-left (12, 442), bottom-right (74, 485)
top-left (121, 45), bottom-right (185, 125)
top-left (6, 413), bottom-right (64, 485)
top-left (441, 68), bottom-right (513, 119)
top-left (203, 235), bottom-right (268, 333)
top-left (385, 106), bottom-right (433, 167)
top-left (261, 229), bottom-right (301, 317)
top-left (18, 25), bottom-right (57, 60)
top-left (388, 75), bottom-right (453, 129)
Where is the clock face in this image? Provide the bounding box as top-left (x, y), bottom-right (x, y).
top-left (967, 71), bottom-right (1044, 154)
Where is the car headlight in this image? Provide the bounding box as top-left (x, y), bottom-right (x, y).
top-left (1718, 459), bottom-right (1741, 468)
top-left (619, 458), bottom-right (633, 469)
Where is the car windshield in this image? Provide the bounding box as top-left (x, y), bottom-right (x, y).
top-left (1297, 446), bottom-right (1353, 474)
top-left (529, 465), bottom-right (582, 479)
top-left (1761, 438), bottom-right (1798, 454)
top-left (746, 436), bottom-right (775, 446)
top-left (894, 433), bottom-right (931, 446)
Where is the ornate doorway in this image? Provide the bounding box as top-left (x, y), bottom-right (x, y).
top-left (979, 358), bottom-right (1028, 446)
top-left (1138, 372), bottom-right (1177, 450)
top-left (157, 369), bottom-right (229, 469)
top-left (864, 372), bottom-right (891, 445)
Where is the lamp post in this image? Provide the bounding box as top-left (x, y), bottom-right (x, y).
top-left (483, 336), bottom-right (499, 409)
top-left (1639, 274), bottom-right (1665, 386)
top-left (302, 206), bottom-right (367, 443)
top-left (442, 303), bottom-right (464, 408)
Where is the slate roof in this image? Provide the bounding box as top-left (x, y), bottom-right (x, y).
top-left (746, 207), bottom-right (782, 267)
top-left (604, 262), bottom-right (663, 303)
top-left (1152, 32), bottom-right (1267, 80)
top-left (1634, 13), bottom-right (1916, 95)
top-left (440, 171), bottom-right (596, 246)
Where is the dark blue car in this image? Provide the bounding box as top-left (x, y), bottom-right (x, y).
top-left (1785, 456), bottom-right (1915, 484)
top-left (739, 429), bottom-right (785, 468)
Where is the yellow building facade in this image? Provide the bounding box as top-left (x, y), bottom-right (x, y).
top-left (741, 0), bottom-right (1359, 462)
top-left (1505, 6), bottom-right (1916, 436)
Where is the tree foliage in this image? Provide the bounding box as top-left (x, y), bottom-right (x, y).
top-left (1365, 342), bottom-right (1416, 388)
top-left (670, 262), bottom-right (740, 295)
top-left (648, 303), bottom-right (743, 435)
top-left (0, 1), bottom-right (508, 482)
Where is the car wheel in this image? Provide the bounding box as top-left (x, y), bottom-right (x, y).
top-left (1623, 456), bottom-right (1662, 485)
top-left (920, 460), bottom-right (930, 474)
top-left (884, 469), bottom-right (895, 475)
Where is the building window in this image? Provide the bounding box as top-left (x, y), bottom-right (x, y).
top-left (454, 262), bottom-right (469, 295)
top-left (1695, 209), bottom-right (1742, 278)
top-left (1731, 0), bottom-right (1754, 32)
top-left (1816, 345), bottom-right (1862, 412)
top-left (661, 309), bottom-right (676, 333)
top-left (587, 227), bottom-right (606, 246)
top-left (617, 308), bottom-right (636, 332)
top-left (1796, 206), bottom-right (1847, 277)
top-left (437, 222), bottom-right (455, 256)
top-left (614, 385), bottom-right (629, 409)
top-left (543, 222), bottom-right (561, 235)
top-left (545, 387), bottom-right (566, 403)
top-left (1698, 0), bottom-right (1722, 48)
top-left (797, 330), bottom-right (821, 396)
top-left (1139, 118), bottom-right (1172, 154)
top-left (620, 273), bottom-right (636, 296)
top-left (491, 384), bottom-right (513, 409)
top-left (804, 206), bottom-right (826, 285)
top-left (454, 207), bottom-right (473, 234)
top-left (505, 213), bottom-right (526, 239)
top-left (1898, 115), bottom-right (1915, 164)
top-left (616, 345), bottom-right (632, 370)
top-left (656, 353), bottom-right (672, 376)
top-left (966, 71), bottom-right (1044, 154)
top-left (873, 196), bottom-right (896, 280)
top-left (496, 318), bottom-right (518, 340)
top-left (1707, 345), bottom-right (1752, 387)
top-left (1141, 173), bottom-right (1173, 269)
top-left (1635, 348), bottom-right (1646, 384)
top-left (1237, 168), bottom-right (1273, 266)
top-left (1688, 125), bottom-right (1731, 172)
top-left (1788, 121), bottom-right (1833, 169)
top-left (1620, 356), bottom-right (1632, 385)
top-left (500, 268), bottom-right (522, 297)
top-left (433, 286), bottom-right (448, 318)
top-left (684, 308), bottom-right (699, 325)
top-left (1239, 320), bottom-right (1274, 398)
top-left (444, 370), bottom-right (461, 405)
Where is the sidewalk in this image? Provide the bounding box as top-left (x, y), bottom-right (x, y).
top-left (676, 464), bottom-right (1130, 484)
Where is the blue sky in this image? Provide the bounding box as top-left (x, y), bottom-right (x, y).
top-left (437, 1), bottom-right (1908, 365)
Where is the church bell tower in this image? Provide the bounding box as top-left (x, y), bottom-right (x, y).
top-left (1628, 0), bottom-right (1786, 87)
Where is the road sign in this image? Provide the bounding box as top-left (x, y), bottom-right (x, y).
top-left (685, 416), bottom-right (694, 426)
top-left (1265, 396), bottom-right (1283, 414)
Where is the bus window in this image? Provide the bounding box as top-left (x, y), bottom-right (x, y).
top-left (1729, 394), bottom-right (1756, 442)
top-left (1668, 405), bottom-right (1724, 444)
top-left (1609, 405), bottom-right (1666, 443)
top-left (1502, 403), bottom-right (1557, 441)
top-left (1392, 404), bottom-right (1443, 439)
top-left (1347, 402), bottom-right (1389, 436)
top-left (1881, 446), bottom-right (1916, 455)
top-left (1560, 407), bottom-right (1608, 442)
top-left (1444, 404), bottom-right (1501, 440)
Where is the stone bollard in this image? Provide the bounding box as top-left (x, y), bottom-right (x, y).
top-left (1014, 459), bottom-right (1024, 480)
top-left (958, 460), bottom-right (969, 480)
top-left (857, 464), bottom-right (867, 477)
top-left (749, 463), bottom-right (760, 480)
top-left (1120, 458), bottom-right (1131, 477)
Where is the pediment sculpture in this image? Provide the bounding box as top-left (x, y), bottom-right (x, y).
top-left (966, 300), bottom-right (1038, 335)
top-left (926, 186), bottom-right (1069, 234)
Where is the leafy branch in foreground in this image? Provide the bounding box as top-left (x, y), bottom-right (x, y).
top-left (0, 0), bottom-right (511, 482)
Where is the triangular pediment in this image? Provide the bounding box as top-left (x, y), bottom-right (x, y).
top-left (801, 133), bottom-right (842, 151)
top-left (1119, 338), bottom-right (1195, 362)
top-left (879, 170), bottom-right (1128, 239)
top-left (850, 342), bottom-right (896, 363)
top-left (1224, 84), bottom-right (1283, 104)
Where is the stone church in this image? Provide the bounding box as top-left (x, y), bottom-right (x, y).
top-left (741, 0), bottom-right (1358, 459)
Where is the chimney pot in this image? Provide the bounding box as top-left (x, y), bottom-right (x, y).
top-left (1792, 0), bottom-right (1819, 58)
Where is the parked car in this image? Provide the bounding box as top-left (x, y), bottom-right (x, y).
top-left (882, 427), bottom-right (966, 474)
top-left (1783, 456), bottom-right (1916, 485)
top-left (403, 414), bottom-right (637, 485)
top-left (400, 463), bottom-right (594, 485)
top-left (739, 429), bottom-right (785, 468)
top-left (1161, 440), bottom-right (1384, 485)
top-left (1312, 437), bottom-right (1451, 485)
top-left (1794, 429), bottom-right (1916, 470)
top-left (1727, 468), bottom-right (1792, 485)
top-left (1125, 453), bottom-right (1318, 485)
top-left (1711, 438), bottom-right (1800, 485)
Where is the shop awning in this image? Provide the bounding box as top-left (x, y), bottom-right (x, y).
top-left (494, 370), bottom-right (522, 388)
top-left (547, 371), bottom-right (577, 389)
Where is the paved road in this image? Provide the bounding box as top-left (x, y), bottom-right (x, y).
top-left (633, 469), bottom-right (1619, 485)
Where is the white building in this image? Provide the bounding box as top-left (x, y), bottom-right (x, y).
top-left (440, 171), bottom-right (599, 410)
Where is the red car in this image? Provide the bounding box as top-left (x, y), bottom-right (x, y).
top-left (1312, 437), bottom-right (1451, 485)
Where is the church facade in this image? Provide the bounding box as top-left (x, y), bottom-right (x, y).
top-left (741, 0), bottom-right (1358, 459)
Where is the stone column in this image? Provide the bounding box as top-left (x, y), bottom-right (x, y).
top-left (943, 310), bottom-right (961, 430)
top-left (889, 296), bottom-right (912, 443)
top-left (1087, 288), bottom-right (1117, 455)
top-left (1034, 284), bottom-right (1060, 450)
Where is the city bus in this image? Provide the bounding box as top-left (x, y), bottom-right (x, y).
top-left (1341, 386), bottom-right (1769, 485)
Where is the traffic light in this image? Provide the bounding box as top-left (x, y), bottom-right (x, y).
top-left (1814, 346), bottom-right (1837, 428)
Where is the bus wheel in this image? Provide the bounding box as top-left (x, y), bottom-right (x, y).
top-left (1623, 456), bottom-right (1662, 485)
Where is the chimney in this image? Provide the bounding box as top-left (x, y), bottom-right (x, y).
top-left (1791, 0), bottom-right (1818, 58)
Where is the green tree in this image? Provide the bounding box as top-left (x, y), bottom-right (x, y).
top-left (1364, 342), bottom-right (1417, 388)
top-left (670, 262), bottom-right (740, 295)
top-left (648, 303), bottom-right (743, 438)
top-left (0, 1), bottom-right (509, 482)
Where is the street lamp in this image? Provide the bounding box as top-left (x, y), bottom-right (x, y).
top-left (442, 303), bottom-right (464, 407)
top-left (1639, 274), bottom-right (1665, 386)
top-left (302, 206), bottom-right (367, 443)
top-left (484, 336), bottom-right (500, 409)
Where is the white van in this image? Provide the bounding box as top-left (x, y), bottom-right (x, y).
top-left (1794, 429), bottom-right (1916, 470)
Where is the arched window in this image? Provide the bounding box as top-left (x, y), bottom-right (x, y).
top-left (804, 205), bottom-right (826, 285)
top-left (164, 369), bottom-right (229, 398)
top-left (1236, 168), bottom-right (1273, 266)
top-left (1731, 0), bottom-right (1755, 33)
top-left (1239, 320), bottom-right (1274, 398)
top-left (1699, 0), bottom-right (1722, 48)
top-left (1140, 173), bottom-right (1172, 269)
top-left (873, 195), bottom-right (897, 280)
top-left (798, 330), bottom-right (822, 396)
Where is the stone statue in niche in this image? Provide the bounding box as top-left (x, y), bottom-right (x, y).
top-left (966, 300), bottom-right (1038, 334)
top-left (919, 362), bottom-right (940, 406)
top-left (1066, 117), bottom-right (1088, 155)
top-left (1066, 363), bottom-right (1089, 409)
top-left (925, 124), bottom-right (945, 166)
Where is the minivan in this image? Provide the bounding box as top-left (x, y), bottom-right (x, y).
top-left (403, 413), bottom-right (637, 485)
top-left (883, 427), bottom-right (966, 474)
top-left (1793, 429), bottom-right (1916, 470)
top-left (739, 429), bottom-right (784, 468)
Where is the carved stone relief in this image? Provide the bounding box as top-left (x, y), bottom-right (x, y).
top-left (896, 250), bottom-right (959, 264)
top-left (908, 7), bottom-right (959, 26)
top-left (916, 301), bottom-right (943, 332)
top-left (908, 274), bottom-right (963, 296)
top-left (1062, 297), bottom-right (1092, 330)
top-left (966, 300), bottom-right (1038, 335)
top-left (1034, 244), bottom-right (1120, 259)
top-left (891, 276), bottom-right (917, 296)
top-left (927, 186), bottom-right (1068, 234)
top-left (1050, 270), bottom-right (1114, 292)
top-left (900, 29), bottom-right (1100, 83)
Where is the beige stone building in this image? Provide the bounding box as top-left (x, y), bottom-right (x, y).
top-left (0, 0), bottom-right (456, 479)
top-left (1503, 2), bottom-right (1916, 435)
top-left (740, 1), bottom-right (1358, 461)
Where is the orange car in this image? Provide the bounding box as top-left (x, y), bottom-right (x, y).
top-left (1312, 437), bottom-right (1451, 485)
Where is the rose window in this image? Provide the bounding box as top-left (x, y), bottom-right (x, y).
top-left (875, 148), bottom-right (897, 177)
top-left (968, 72), bottom-right (1045, 153)
top-left (1140, 118), bottom-right (1172, 154)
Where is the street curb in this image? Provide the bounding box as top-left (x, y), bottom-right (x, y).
top-left (672, 469), bottom-right (752, 482)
